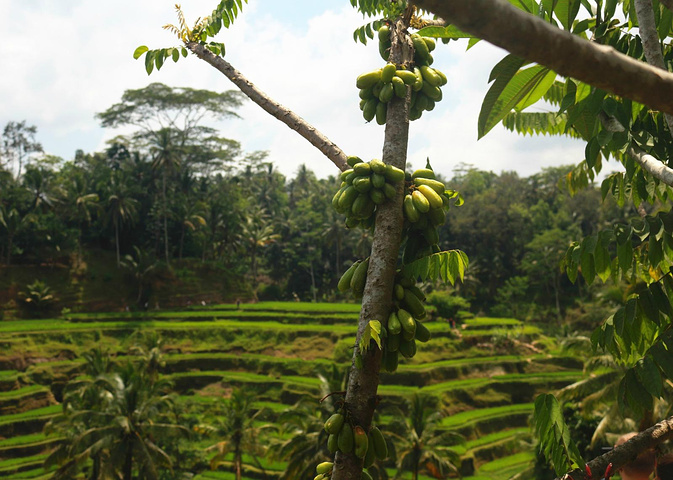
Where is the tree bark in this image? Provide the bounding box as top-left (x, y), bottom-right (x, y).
top-left (331, 16), bottom-right (413, 480)
top-left (634, 0), bottom-right (673, 131)
top-left (186, 42), bottom-right (349, 172)
top-left (410, 0), bottom-right (673, 116)
top-left (556, 415), bottom-right (673, 480)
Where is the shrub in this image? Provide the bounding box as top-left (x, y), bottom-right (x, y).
top-left (426, 290), bottom-right (471, 320)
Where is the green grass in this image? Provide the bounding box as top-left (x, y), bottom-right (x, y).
top-left (0, 318), bottom-right (357, 336)
top-left (200, 301), bottom-right (363, 312)
top-left (0, 405), bottom-right (61, 425)
top-left (463, 317), bottom-right (523, 327)
top-left (0, 370), bottom-right (18, 379)
top-left (0, 452), bottom-right (48, 471)
top-left (442, 403), bottom-right (534, 428)
top-left (455, 427), bottom-right (531, 455)
top-left (477, 450), bottom-right (536, 472)
top-left (0, 385), bottom-right (48, 399)
top-left (0, 432), bottom-right (52, 448)
top-left (68, 309), bottom-right (359, 322)
top-left (461, 325), bottom-right (542, 337)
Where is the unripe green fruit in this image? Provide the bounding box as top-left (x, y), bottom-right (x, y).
top-left (412, 190), bottom-right (430, 213)
top-left (325, 412), bottom-right (345, 434)
top-left (338, 422), bottom-right (354, 453)
top-left (316, 462), bottom-right (334, 475)
top-left (370, 426), bottom-right (388, 459)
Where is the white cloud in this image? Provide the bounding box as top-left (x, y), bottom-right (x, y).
top-left (0, 1), bottom-right (593, 181)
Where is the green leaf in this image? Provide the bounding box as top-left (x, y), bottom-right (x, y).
top-left (650, 342), bottom-right (673, 379)
top-left (144, 50), bottom-right (155, 75)
top-left (360, 320), bottom-right (383, 352)
top-left (635, 356), bottom-right (663, 398)
top-left (516, 68), bottom-right (557, 111)
top-left (638, 289), bottom-right (660, 326)
top-left (133, 45), bottom-right (149, 60)
top-left (479, 63), bottom-right (554, 138)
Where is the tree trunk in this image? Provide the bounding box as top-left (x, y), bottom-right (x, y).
top-left (6, 233), bottom-right (12, 266)
top-left (179, 224), bottom-right (185, 261)
top-left (332, 16), bottom-right (413, 480)
top-left (235, 450), bottom-right (242, 480)
top-left (310, 259), bottom-right (317, 302)
top-left (162, 171), bottom-right (170, 266)
top-left (123, 445), bottom-right (133, 480)
top-left (115, 219), bottom-right (121, 267)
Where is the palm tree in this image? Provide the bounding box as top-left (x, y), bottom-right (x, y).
top-left (203, 388), bottom-right (273, 480)
top-left (60, 174), bottom-right (99, 268)
top-left (0, 206), bottom-right (31, 265)
top-left (240, 206), bottom-right (279, 294)
top-left (387, 394), bottom-right (462, 480)
top-left (120, 246), bottom-right (157, 305)
top-left (150, 128), bottom-right (182, 266)
top-left (174, 196), bottom-right (206, 261)
top-left (105, 171), bottom-right (138, 267)
top-left (272, 366), bottom-right (349, 480)
top-left (45, 347), bottom-right (187, 480)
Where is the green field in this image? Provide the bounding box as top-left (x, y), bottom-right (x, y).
top-left (0, 302), bottom-right (582, 479)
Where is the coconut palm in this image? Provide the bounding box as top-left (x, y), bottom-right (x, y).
top-left (45, 348), bottom-right (187, 480)
top-left (150, 128), bottom-right (182, 266)
top-left (105, 171), bottom-right (138, 267)
top-left (387, 394), bottom-right (462, 480)
top-left (239, 206), bottom-right (279, 293)
top-left (271, 365), bottom-right (352, 480)
top-left (203, 388), bottom-right (273, 480)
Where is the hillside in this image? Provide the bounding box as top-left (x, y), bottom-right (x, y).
top-left (0, 302), bottom-right (583, 479)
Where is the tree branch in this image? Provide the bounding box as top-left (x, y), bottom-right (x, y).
top-left (557, 415), bottom-right (673, 480)
top-left (331, 13), bottom-right (414, 480)
top-left (627, 146), bottom-right (673, 186)
top-left (186, 42), bottom-right (348, 172)
top-left (598, 112), bottom-right (673, 187)
top-left (410, 0), bottom-right (673, 116)
top-left (633, 0), bottom-right (673, 131)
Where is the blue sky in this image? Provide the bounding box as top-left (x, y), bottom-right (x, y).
top-left (0, 1), bottom-right (596, 180)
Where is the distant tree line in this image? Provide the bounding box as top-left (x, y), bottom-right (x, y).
top-left (0, 83), bottom-right (639, 319)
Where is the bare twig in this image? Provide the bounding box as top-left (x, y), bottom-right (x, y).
top-left (186, 42), bottom-right (349, 172)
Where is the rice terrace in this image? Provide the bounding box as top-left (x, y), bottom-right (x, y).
top-left (0, 301), bottom-right (583, 479)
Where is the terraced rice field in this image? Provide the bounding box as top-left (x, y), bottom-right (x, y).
top-left (0, 302), bottom-right (583, 479)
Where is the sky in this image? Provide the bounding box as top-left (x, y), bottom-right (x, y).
top-left (0, 0), bottom-right (603, 180)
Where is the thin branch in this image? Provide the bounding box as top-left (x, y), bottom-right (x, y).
top-left (557, 415), bottom-right (673, 480)
top-left (633, 0), bottom-right (673, 130)
top-left (598, 112), bottom-right (673, 187)
top-left (627, 146), bottom-right (673, 186)
top-left (186, 42), bottom-right (348, 172)
top-left (410, 0), bottom-right (673, 116)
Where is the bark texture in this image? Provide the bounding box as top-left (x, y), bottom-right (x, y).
top-left (331, 17), bottom-right (414, 480)
top-left (410, 0), bottom-right (673, 116)
top-left (634, 0), bottom-right (673, 130)
top-left (186, 42), bottom-right (349, 172)
top-left (557, 415), bottom-right (673, 480)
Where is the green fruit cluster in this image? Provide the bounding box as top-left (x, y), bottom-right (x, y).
top-left (382, 278), bottom-right (431, 371)
top-left (332, 156), bottom-right (404, 230)
top-left (356, 25), bottom-right (447, 124)
top-left (402, 167), bottom-right (450, 264)
top-left (323, 412), bottom-right (388, 470)
top-left (338, 257), bottom-right (369, 299)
